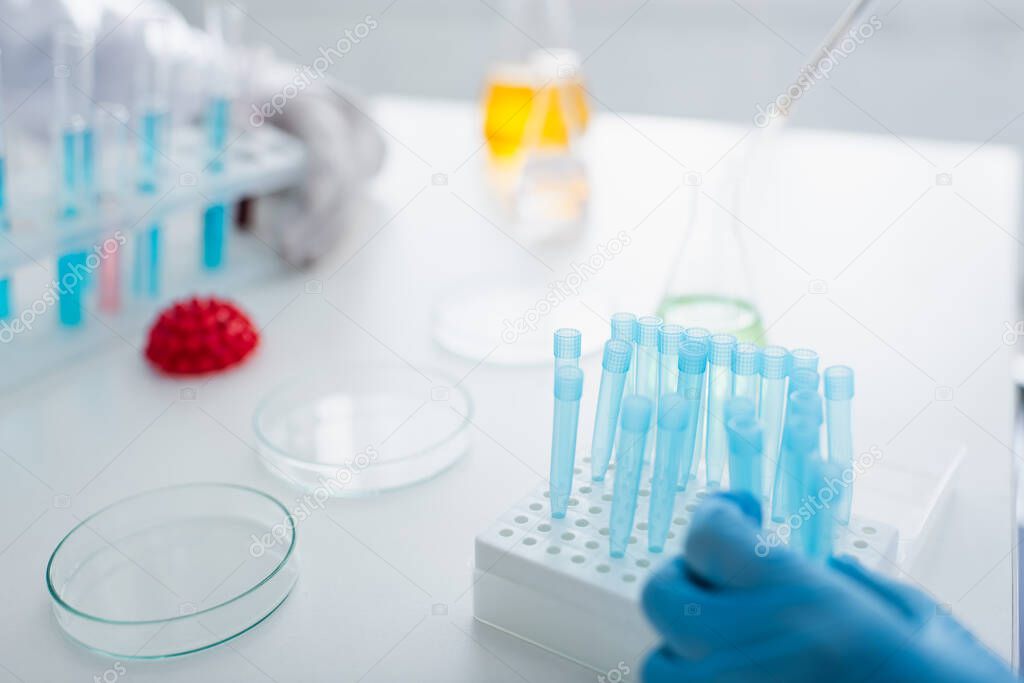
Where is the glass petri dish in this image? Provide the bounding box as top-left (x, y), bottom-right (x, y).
top-left (46, 483), bottom-right (298, 659)
top-left (253, 364), bottom-right (472, 495)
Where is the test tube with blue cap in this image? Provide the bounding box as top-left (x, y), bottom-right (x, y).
top-left (635, 316), bottom-right (662, 454)
top-left (675, 340), bottom-right (707, 491)
top-left (609, 395), bottom-right (652, 557)
top-left (779, 415), bottom-right (821, 553)
top-left (550, 366), bottom-right (583, 518)
top-left (0, 49), bottom-right (10, 319)
top-left (657, 324), bottom-right (684, 395)
top-left (726, 415), bottom-right (763, 502)
top-left (590, 340), bottom-right (631, 482)
top-left (648, 393), bottom-right (689, 552)
top-left (759, 345), bottom-right (788, 502)
top-left (773, 389), bottom-right (823, 522)
top-left (610, 312), bottom-right (637, 395)
top-left (705, 333), bottom-right (736, 486)
top-left (824, 365), bottom-right (855, 525)
top-left (682, 326), bottom-right (711, 480)
top-left (53, 29), bottom-right (97, 326)
top-left (134, 19), bottom-right (171, 297)
top-left (553, 328), bottom-right (581, 374)
top-left (732, 342), bottom-right (760, 407)
top-left (789, 348), bottom-right (819, 374)
top-left (202, 1), bottom-right (245, 269)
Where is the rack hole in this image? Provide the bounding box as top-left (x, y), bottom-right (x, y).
top-left (574, 467), bottom-right (582, 475)
top-left (628, 536), bottom-right (637, 544)
top-left (622, 574), bottom-right (637, 583)
top-left (853, 540), bottom-right (869, 550)
top-left (673, 517), bottom-right (685, 526)
top-left (602, 494), bottom-right (613, 502)
top-left (523, 537), bottom-right (537, 546)
top-left (862, 526), bottom-right (876, 535)
top-left (599, 527), bottom-right (610, 536)
top-left (529, 503), bottom-right (542, 511)
top-left (561, 532), bottom-right (575, 541)
top-left (547, 546), bottom-right (561, 555)
top-left (596, 564), bottom-right (610, 574)
top-left (589, 506), bottom-right (602, 514)
top-left (637, 522), bottom-right (649, 531)
top-left (538, 524), bottom-right (551, 532)
top-left (639, 489), bottom-right (650, 497)
top-left (514, 515), bottom-right (528, 524)
top-left (571, 555), bottom-right (585, 564)
top-left (499, 529), bottom-right (513, 537)
top-left (569, 498), bottom-right (579, 506)
top-left (575, 519), bottom-right (589, 528)
top-left (685, 504), bottom-right (697, 512)
top-left (580, 486), bottom-right (592, 494)
top-left (585, 540), bottom-right (599, 550)
top-left (636, 559), bottom-right (650, 568)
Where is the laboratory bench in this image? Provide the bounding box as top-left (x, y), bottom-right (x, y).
top-left (0, 96), bottom-right (1019, 681)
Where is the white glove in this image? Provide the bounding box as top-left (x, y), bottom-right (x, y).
top-left (0, 0), bottom-right (384, 267)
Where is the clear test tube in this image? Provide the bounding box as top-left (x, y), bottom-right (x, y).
top-left (610, 312), bottom-right (637, 394)
top-left (550, 366), bottom-right (583, 518)
top-left (759, 345), bottom-right (788, 503)
top-left (657, 324), bottom-right (684, 395)
top-left (635, 316), bottom-right (663, 458)
top-left (202, 1), bottom-right (245, 269)
top-left (648, 392), bottom-right (689, 552)
top-left (824, 366), bottom-right (855, 525)
top-left (682, 327), bottom-right (711, 481)
top-left (675, 341), bottom-right (708, 491)
top-left (732, 342), bottom-right (761, 406)
top-left (590, 340), bottom-right (631, 482)
top-left (609, 396), bottom-right (652, 557)
top-left (705, 333), bottom-right (737, 487)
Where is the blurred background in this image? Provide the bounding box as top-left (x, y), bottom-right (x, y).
top-left (170, 0), bottom-right (1024, 147)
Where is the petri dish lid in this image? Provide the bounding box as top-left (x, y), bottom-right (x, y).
top-left (253, 363), bottom-right (472, 495)
top-left (46, 483), bottom-right (298, 659)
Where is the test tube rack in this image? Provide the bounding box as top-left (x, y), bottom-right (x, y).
top-left (0, 124), bottom-right (306, 389)
top-left (473, 470), bottom-right (898, 676)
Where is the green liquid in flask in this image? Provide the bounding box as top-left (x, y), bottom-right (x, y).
top-left (658, 294), bottom-right (764, 343)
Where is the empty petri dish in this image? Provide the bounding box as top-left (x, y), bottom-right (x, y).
top-left (253, 364), bottom-right (472, 495)
top-left (46, 483), bottom-right (298, 659)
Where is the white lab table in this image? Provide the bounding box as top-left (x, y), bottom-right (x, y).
top-left (0, 96), bottom-right (1019, 682)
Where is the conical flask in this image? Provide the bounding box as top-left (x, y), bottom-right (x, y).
top-left (658, 172), bottom-right (764, 342)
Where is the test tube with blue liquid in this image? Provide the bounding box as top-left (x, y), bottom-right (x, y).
top-left (590, 340), bottom-right (631, 482)
top-left (824, 366), bottom-right (855, 525)
top-left (759, 345), bottom-right (788, 502)
top-left (657, 324), bottom-right (684, 395)
top-left (609, 395), bottom-right (651, 557)
top-left (635, 316), bottom-right (662, 456)
top-left (648, 393), bottom-right (689, 552)
top-left (134, 20), bottom-right (171, 297)
top-left (202, 2), bottom-right (245, 269)
top-left (610, 312), bottom-right (637, 395)
top-left (705, 334), bottom-right (736, 486)
top-left (675, 341), bottom-right (707, 491)
top-left (550, 366), bottom-right (583, 518)
top-left (0, 50), bottom-right (10, 319)
top-left (54, 29), bottom-right (97, 326)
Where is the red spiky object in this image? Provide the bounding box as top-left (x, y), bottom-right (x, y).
top-left (145, 296), bottom-right (259, 375)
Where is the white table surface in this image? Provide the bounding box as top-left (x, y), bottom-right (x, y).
top-left (0, 95), bottom-right (1020, 682)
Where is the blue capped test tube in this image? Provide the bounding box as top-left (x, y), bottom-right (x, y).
top-left (732, 342), bottom-right (760, 407)
top-left (54, 29), bottom-right (96, 326)
top-left (726, 415), bottom-right (763, 501)
top-left (804, 458), bottom-right (843, 560)
top-left (591, 340), bottom-right (632, 481)
top-left (134, 19), bottom-right (171, 297)
top-left (648, 393), bottom-right (690, 552)
top-left (635, 316), bottom-right (662, 455)
top-left (202, 2), bottom-right (245, 269)
top-left (789, 348), bottom-right (819, 374)
top-left (773, 390), bottom-right (823, 522)
top-left (682, 327), bottom-right (711, 481)
top-left (759, 345), bottom-right (788, 502)
top-left (553, 328), bottom-right (581, 374)
top-left (658, 324), bottom-right (685, 395)
top-left (824, 366), bottom-right (855, 525)
top-left (705, 334), bottom-right (737, 487)
top-left (550, 366), bottom-right (583, 518)
top-left (609, 396), bottom-right (652, 557)
top-left (0, 50), bottom-right (10, 319)
top-left (790, 368), bottom-right (820, 393)
top-left (610, 312), bottom-right (637, 395)
top-left (675, 341), bottom-right (708, 491)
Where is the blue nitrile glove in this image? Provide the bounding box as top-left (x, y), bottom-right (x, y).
top-left (640, 492), bottom-right (1016, 683)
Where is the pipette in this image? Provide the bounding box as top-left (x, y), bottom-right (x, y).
top-left (773, 390), bottom-right (823, 521)
top-left (675, 341), bottom-right (707, 491)
top-left (824, 365), bottom-right (855, 525)
top-left (726, 415), bottom-right (763, 501)
top-left (550, 365), bottom-right (583, 518)
top-left (609, 395), bottom-right (651, 557)
top-left (790, 368), bottom-right (820, 393)
top-left (648, 393), bottom-right (689, 552)
top-left (789, 348), bottom-right (819, 374)
top-left (0, 49), bottom-right (10, 319)
top-left (706, 334), bottom-right (737, 486)
top-left (610, 312), bottom-right (637, 395)
top-left (134, 20), bottom-right (171, 297)
top-left (732, 342), bottom-right (760, 406)
top-left (658, 324), bottom-right (684, 395)
top-left (759, 345), bottom-right (788, 502)
top-left (591, 340), bottom-right (631, 482)
top-left (635, 316), bottom-right (662, 453)
top-left (54, 29), bottom-right (96, 326)
top-left (202, 2), bottom-right (244, 269)
top-left (553, 328), bottom-right (582, 373)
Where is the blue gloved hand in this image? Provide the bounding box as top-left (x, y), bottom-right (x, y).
top-left (640, 492), bottom-right (1016, 683)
